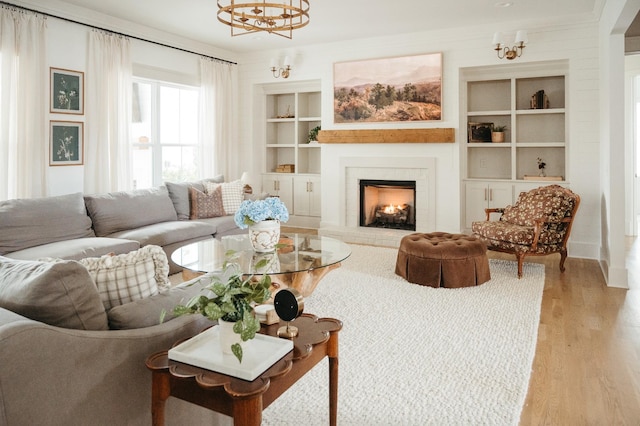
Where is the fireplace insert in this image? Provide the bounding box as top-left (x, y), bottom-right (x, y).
top-left (359, 179), bottom-right (416, 231)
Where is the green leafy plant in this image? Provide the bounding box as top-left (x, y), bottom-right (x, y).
top-left (171, 253), bottom-right (272, 362)
top-left (491, 124), bottom-right (507, 132)
top-left (307, 125), bottom-right (321, 143)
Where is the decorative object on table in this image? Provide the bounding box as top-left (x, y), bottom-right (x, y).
top-left (171, 262), bottom-right (272, 362)
top-left (166, 325), bottom-right (293, 380)
top-left (307, 125), bottom-right (321, 143)
top-left (254, 304), bottom-right (280, 325)
top-left (234, 197), bottom-right (289, 252)
top-left (274, 288), bottom-right (305, 338)
top-left (50, 67), bottom-right (84, 114)
top-left (530, 89), bottom-right (550, 109)
top-left (537, 157), bottom-right (547, 177)
top-left (490, 124), bottom-right (507, 143)
top-left (468, 122), bottom-right (493, 143)
top-left (49, 121), bottom-right (84, 166)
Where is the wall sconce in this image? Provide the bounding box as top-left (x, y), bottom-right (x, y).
top-left (270, 56), bottom-right (291, 78)
top-left (493, 30), bottom-right (527, 60)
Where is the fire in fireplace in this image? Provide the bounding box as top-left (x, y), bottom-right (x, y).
top-left (359, 179), bottom-right (416, 231)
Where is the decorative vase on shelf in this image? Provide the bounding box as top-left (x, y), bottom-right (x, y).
top-left (491, 132), bottom-right (505, 143)
top-left (539, 169), bottom-right (546, 177)
top-left (248, 219), bottom-right (281, 252)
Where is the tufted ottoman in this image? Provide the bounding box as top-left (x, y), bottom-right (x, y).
top-left (395, 232), bottom-right (491, 288)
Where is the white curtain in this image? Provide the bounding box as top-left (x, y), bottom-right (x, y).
top-left (198, 58), bottom-right (239, 180)
top-left (85, 30), bottom-right (132, 194)
top-left (0, 7), bottom-right (47, 200)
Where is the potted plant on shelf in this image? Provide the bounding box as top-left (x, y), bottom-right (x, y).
top-left (172, 261), bottom-right (272, 363)
top-left (307, 125), bottom-right (321, 143)
top-left (234, 197), bottom-right (289, 252)
top-left (491, 124), bottom-right (507, 143)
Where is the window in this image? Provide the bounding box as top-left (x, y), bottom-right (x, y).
top-left (131, 78), bottom-right (199, 189)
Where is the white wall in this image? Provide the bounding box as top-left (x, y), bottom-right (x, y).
top-left (236, 21), bottom-right (602, 258)
top-left (38, 10), bottom-right (611, 264)
top-left (44, 16), bottom-right (215, 196)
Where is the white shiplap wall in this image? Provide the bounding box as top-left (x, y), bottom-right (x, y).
top-left (236, 21), bottom-right (601, 259)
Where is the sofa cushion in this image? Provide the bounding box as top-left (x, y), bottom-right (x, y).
top-left (218, 180), bottom-right (244, 214)
top-left (0, 192), bottom-right (95, 255)
top-left (84, 187), bottom-right (178, 237)
top-left (166, 176), bottom-right (225, 220)
top-left (0, 256), bottom-right (108, 330)
top-left (189, 186), bottom-right (225, 219)
top-left (107, 220), bottom-right (217, 247)
top-left (191, 216), bottom-right (243, 237)
top-left (4, 237), bottom-right (140, 261)
top-left (107, 274), bottom-right (214, 329)
top-left (78, 245), bottom-right (171, 310)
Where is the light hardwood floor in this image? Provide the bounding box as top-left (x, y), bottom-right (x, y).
top-left (516, 239), bottom-right (640, 425)
top-left (286, 228), bottom-right (640, 424)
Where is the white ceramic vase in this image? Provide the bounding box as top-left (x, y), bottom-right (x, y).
top-left (248, 219), bottom-right (280, 252)
top-left (217, 318), bottom-right (244, 355)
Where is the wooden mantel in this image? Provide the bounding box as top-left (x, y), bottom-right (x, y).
top-left (316, 128), bottom-right (455, 144)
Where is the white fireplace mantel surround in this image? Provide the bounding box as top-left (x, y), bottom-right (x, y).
top-left (319, 156), bottom-right (436, 247)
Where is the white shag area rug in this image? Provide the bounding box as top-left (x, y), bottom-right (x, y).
top-left (261, 244), bottom-right (545, 426)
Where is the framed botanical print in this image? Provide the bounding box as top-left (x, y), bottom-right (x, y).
top-left (50, 68), bottom-right (84, 114)
top-left (50, 121), bottom-right (83, 166)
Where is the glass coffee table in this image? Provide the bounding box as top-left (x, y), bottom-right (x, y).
top-left (171, 233), bottom-right (351, 297)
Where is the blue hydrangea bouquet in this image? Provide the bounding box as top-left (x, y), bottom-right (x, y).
top-left (234, 197), bottom-right (289, 229)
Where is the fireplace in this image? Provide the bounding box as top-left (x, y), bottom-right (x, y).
top-left (359, 179), bottom-right (416, 231)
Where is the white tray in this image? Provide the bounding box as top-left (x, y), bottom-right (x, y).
top-left (168, 326), bottom-right (293, 381)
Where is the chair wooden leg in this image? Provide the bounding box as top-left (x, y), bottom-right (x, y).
top-left (516, 254), bottom-right (525, 279)
top-left (559, 249), bottom-right (567, 273)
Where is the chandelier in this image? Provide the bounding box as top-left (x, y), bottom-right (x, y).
top-left (217, 0), bottom-right (310, 39)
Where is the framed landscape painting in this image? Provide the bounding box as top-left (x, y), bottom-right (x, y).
top-left (333, 52), bottom-right (442, 123)
top-left (50, 121), bottom-right (83, 166)
top-left (50, 68), bottom-right (84, 114)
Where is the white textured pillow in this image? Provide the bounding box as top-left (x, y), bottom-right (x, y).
top-left (78, 245), bottom-right (171, 310)
top-left (206, 180), bottom-right (244, 214)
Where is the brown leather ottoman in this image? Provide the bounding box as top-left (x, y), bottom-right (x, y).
top-left (395, 232), bottom-right (491, 288)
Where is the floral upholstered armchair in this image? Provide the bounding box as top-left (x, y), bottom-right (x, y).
top-left (471, 185), bottom-right (580, 278)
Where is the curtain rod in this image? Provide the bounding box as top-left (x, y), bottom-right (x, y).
top-left (0, 1), bottom-right (237, 65)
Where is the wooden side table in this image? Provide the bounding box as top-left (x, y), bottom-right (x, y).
top-left (146, 314), bottom-right (342, 426)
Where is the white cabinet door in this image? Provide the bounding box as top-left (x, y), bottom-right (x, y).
top-left (308, 177), bottom-right (321, 217)
top-left (293, 176), bottom-right (321, 217)
top-left (262, 175), bottom-right (293, 213)
top-left (465, 182), bottom-right (513, 228)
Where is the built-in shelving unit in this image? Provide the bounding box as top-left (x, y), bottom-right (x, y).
top-left (460, 61), bottom-right (569, 230)
top-left (260, 80), bottom-right (322, 227)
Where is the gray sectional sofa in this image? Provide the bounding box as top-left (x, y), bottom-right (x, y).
top-left (0, 178), bottom-right (245, 274)
top-left (0, 179), bottom-right (248, 425)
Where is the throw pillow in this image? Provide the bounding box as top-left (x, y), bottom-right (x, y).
top-left (219, 180), bottom-right (244, 214)
top-left (107, 274), bottom-right (215, 329)
top-left (78, 245), bottom-right (171, 310)
top-left (0, 256), bottom-right (109, 330)
top-left (189, 185), bottom-right (225, 219)
top-left (166, 175), bottom-right (225, 221)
